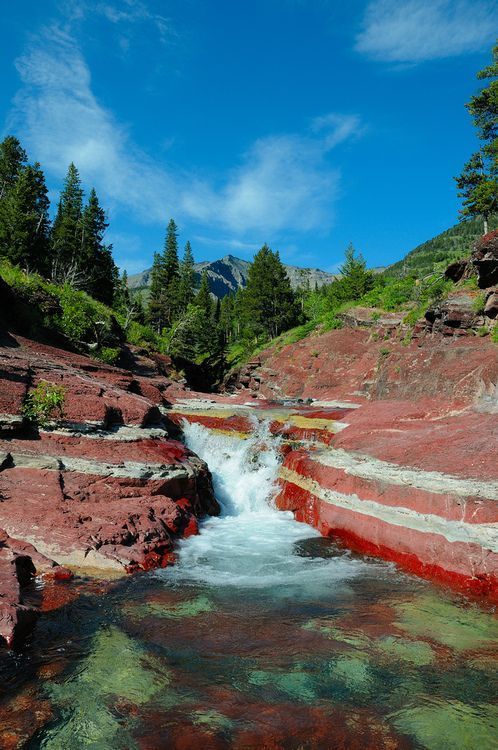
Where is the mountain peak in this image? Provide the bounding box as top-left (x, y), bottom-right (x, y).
top-left (128, 255), bottom-right (338, 298)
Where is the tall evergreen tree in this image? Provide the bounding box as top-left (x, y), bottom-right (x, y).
top-left (162, 218), bottom-right (180, 325)
top-left (51, 163), bottom-right (84, 278)
top-left (455, 43), bottom-right (498, 233)
top-left (0, 136), bottom-right (27, 201)
top-left (219, 293), bottom-right (235, 343)
top-left (0, 162), bottom-right (50, 272)
top-left (242, 244), bottom-right (299, 341)
top-left (333, 243), bottom-right (374, 302)
top-left (193, 269), bottom-right (213, 317)
top-left (147, 251), bottom-right (167, 332)
top-left (178, 240), bottom-right (195, 313)
top-left (81, 188), bottom-right (118, 304)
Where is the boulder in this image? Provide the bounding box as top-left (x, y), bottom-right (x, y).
top-left (425, 291), bottom-right (480, 332)
top-left (444, 259), bottom-right (472, 283)
top-left (484, 290), bottom-right (498, 319)
top-left (472, 230), bottom-right (498, 289)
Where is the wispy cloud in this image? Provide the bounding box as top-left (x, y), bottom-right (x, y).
top-left (356, 0), bottom-right (497, 63)
top-left (8, 24), bottom-right (361, 239)
top-left (11, 25), bottom-right (177, 223)
top-left (61, 0), bottom-right (175, 46)
top-left (184, 114), bottom-right (362, 235)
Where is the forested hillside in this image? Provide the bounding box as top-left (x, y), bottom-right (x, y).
top-left (387, 217), bottom-right (498, 279)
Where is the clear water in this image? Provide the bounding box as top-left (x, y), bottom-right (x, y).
top-left (1, 422), bottom-right (497, 749)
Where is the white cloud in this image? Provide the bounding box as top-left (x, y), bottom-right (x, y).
top-left (356, 0), bottom-right (498, 63)
top-left (8, 25), bottom-right (361, 239)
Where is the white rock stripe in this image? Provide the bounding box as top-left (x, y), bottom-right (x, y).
top-left (279, 467), bottom-right (498, 553)
top-left (4, 452), bottom-right (193, 481)
top-left (313, 447), bottom-right (498, 501)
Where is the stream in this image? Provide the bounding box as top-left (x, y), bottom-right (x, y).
top-left (1, 421), bottom-right (497, 749)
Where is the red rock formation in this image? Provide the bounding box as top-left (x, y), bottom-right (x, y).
top-left (173, 323), bottom-right (498, 601)
top-left (0, 333), bottom-right (219, 646)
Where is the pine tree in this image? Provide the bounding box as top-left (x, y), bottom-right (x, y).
top-left (51, 163), bottom-right (84, 279)
top-left (147, 251), bottom-right (167, 332)
top-left (242, 244), bottom-right (299, 341)
top-left (219, 293), bottom-right (235, 343)
top-left (0, 136), bottom-right (27, 201)
top-left (81, 188), bottom-right (118, 304)
top-left (0, 162), bottom-right (50, 272)
top-left (162, 218), bottom-right (180, 325)
top-left (334, 243), bottom-right (374, 302)
top-left (455, 43), bottom-right (498, 233)
top-left (178, 240), bottom-right (195, 313)
top-left (193, 269), bottom-right (213, 317)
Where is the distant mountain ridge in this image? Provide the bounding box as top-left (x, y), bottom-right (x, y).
top-left (128, 254), bottom-right (338, 298)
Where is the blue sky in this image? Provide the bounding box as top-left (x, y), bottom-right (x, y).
top-left (1, 1), bottom-right (497, 274)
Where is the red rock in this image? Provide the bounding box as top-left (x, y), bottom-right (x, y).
top-left (0, 332), bottom-right (219, 649)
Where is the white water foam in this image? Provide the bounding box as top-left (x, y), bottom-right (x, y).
top-left (159, 420), bottom-right (369, 593)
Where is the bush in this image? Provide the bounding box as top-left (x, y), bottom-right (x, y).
top-left (22, 381), bottom-right (65, 426)
top-left (55, 284), bottom-right (117, 345)
top-left (94, 346), bottom-right (120, 365)
top-left (123, 320), bottom-right (158, 349)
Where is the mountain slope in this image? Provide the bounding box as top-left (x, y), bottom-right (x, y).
top-left (386, 217), bottom-right (497, 278)
top-left (128, 254), bottom-right (337, 298)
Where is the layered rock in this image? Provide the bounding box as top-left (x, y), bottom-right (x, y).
top-left (229, 328), bottom-right (498, 406)
top-left (0, 334), bottom-right (219, 646)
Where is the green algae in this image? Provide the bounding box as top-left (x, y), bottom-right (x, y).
top-left (124, 594), bottom-right (214, 621)
top-left (376, 636), bottom-right (435, 666)
top-left (391, 698), bottom-right (498, 750)
top-left (393, 594), bottom-right (498, 651)
top-left (304, 618), bottom-right (435, 667)
top-left (42, 626), bottom-right (169, 749)
top-left (248, 669), bottom-right (317, 702)
top-left (303, 619), bottom-right (371, 650)
top-left (330, 653), bottom-right (373, 694)
top-left (192, 709), bottom-right (234, 732)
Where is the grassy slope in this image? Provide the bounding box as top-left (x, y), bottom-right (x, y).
top-left (386, 217), bottom-right (497, 279)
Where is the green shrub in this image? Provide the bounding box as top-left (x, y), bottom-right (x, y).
top-left (477, 326), bottom-right (489, 337)
top-left (55, 284), bottom-right (115, 344)
top-left (123, 321), bottom-right (158, 348)
top-left (22, 381), bottom-right (65, 426)
top-left (472, 292), bottom-right (486, 313)
top-left (94, 346), bottom-right (121, 365)
top-left (490, 325), bottom-right (498, 344)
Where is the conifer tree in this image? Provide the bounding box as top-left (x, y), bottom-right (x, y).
top-left (51, 163), bottom-right (84, 278)
top-left (242, 244), bottom-right (299, 341)
top-left (193, 269), bottom-right (213, 318)
top-left (334, 243), bottom-right (374, 302)
top-left (0, 136), bottom-right (27, 201)
top-left (162, 218), bottom-right (180, 325)
top-left (147, 251), bottom-right (167, 332)
top-left (0, 162), bottom-right (50, 272)
top-left (81, 188), bottom-right (118, 304)
top-left (219, 293), bottom-right (235, 343)
top-left (456, 43), bottom-right (498, 233)
top-left (178, 240), bottom-right (195, 313)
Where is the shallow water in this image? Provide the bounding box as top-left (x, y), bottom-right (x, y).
top-left (1, 422), bottom-right (497, 749)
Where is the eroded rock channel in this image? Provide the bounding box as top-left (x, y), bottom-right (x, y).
top-left (0, 329), bottom-right (497, 748)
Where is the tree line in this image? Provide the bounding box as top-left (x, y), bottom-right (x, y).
top-left (0, 141), bottom-right (123, 307)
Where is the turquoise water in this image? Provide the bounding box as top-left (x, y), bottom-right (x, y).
top-left (0, 423), bottom-right (497, 749)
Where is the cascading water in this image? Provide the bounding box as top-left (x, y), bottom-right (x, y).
top-left (161, 420), bottom-right (367, 593)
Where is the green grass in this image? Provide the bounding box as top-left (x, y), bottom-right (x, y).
top-left (0, 259), bottom-right (121, 351)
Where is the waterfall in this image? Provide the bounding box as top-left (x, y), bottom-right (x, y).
top-left (159, 420), bottom-right (367, 593)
